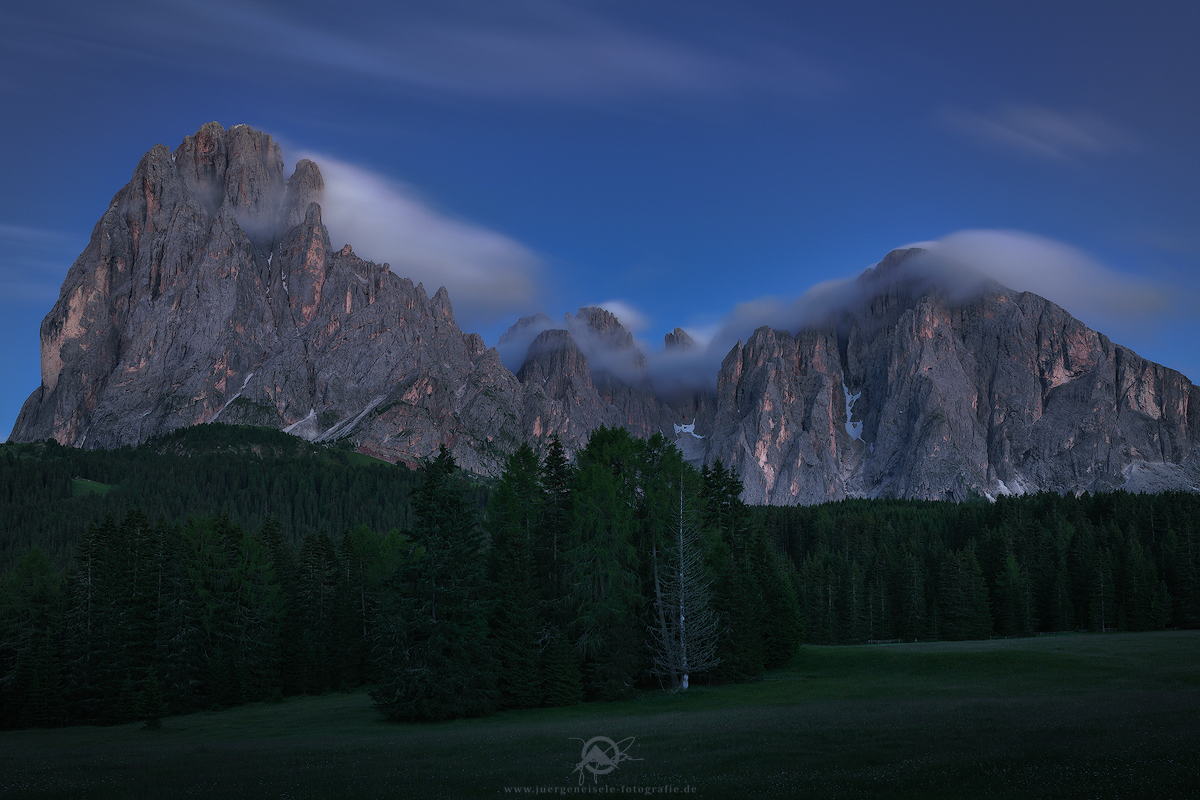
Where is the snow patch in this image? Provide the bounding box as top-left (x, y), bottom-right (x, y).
top-left (673, 418), bottom-right (705, 439)
top-left (842, 379), bottom-right (863, 441)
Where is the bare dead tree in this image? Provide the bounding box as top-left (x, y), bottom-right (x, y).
top-left (650, 479), bottom-right (720, 691)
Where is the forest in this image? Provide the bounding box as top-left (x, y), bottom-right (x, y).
top-left (761, 489), bottom-right (1200, 643)
top-left (0, 424), bottom-right (436, 572)
top-left (0, 426), bottom-right (800, 727)
top-left (2, 423), bottom-right (1198, 730)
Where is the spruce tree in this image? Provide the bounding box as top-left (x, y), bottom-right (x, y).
top-left (0, 547), bottom-right (64, 727)
top-left (372, 447), bottom-right (496, 721)
top-left (539, 630), bottom-right (583, 706)
top-left (296, 532), bottom-right (339, 694)
top-left (138, 667), bottom-right (165, 729)
top-left (487, 444), bottom-right (544, 709)
top-left (565, 437), bottom-right (643, 700)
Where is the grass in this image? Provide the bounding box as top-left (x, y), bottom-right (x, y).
top-left (343, 451), bottom-right (394, 468)
top-left (70, 477), bottom-right (114, 497)
top-left (1, 631), bottom-right (1198, 798)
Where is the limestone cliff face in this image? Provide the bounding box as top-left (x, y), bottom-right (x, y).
top-left (707, 250), bottom-right (1200, 503)
top-left (11, 123), bottom-right (529, 473)
top-left (10, 123), bottom-right (692, 474)
top-left (11, 124), bottom-right (1200, 501)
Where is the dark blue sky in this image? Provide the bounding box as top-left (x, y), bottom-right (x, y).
top-left (2, 1), bottom-right (1198, 437)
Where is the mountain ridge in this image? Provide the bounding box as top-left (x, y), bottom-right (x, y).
top-left (11, 123), bottom-right (1200, 503)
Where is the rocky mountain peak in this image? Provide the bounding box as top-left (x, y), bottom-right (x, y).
top-left (11, 122), bottom-right (1200, 504)
top-left (568, 307), bottom-right (635, 350)
top-left (282, 158), bottom-right (325, 230)
top-left (664, 327), bottom-right (695, 350)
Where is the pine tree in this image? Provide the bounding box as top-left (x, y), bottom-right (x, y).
top-left (487, 444), bottom-right (544, 709)
top-left (372, 447), bottom-right (497, 721)
top-left (258, 517), bottom-right (301, 695)
top-left (539, 629), bottom-right (583, 707)
top-left (61, 517), bottom-right (117, 721)
top-left (751, 530), bottom-right (803, 666)
top-left (1089, 554), bottom-right (1117, 632)
top-left (994, 552), bottom-right (1032, 637)
top-left (565, 438), bottom-right (643, 700)
top-left (296, 532), bottom-right (339, 694)
top-left (900, 551), bottom-right (926, 641)
top-left (702, 460), bottom-right (767, 680)
top-left (337, 524), bottom-right (386, 688)
top-left (0, 547), bottom-right (64, 728)
top-left (537, 436), bottom-right (573, 611)
top-left (939, 549), bottom-right (991, 640)
top-left (138, 666), bottom-right (166, 729)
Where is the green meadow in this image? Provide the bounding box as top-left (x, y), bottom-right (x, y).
top-left (69, 477), bottom-right (113, 497)
top-left (2, 630), bottom-right (1197, 799)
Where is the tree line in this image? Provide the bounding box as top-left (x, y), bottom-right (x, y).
top-left (0, 424), bottom-right (439, 572)
top-left (761, 491), bottom-right (1200, 643)
top-left (0, 427), bottom-right (802, 727)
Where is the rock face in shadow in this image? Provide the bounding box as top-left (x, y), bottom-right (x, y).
top-left (11, 124), bottom-right (1200, 501)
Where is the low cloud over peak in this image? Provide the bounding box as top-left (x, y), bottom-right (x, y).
top-left (914, 230), bottom-right (1169, 322)
top-left (304, 152), bottom-right (543, 328)
top-left (514, 230), bottom-right (1180, 398)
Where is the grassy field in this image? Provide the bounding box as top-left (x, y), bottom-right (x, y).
top-left (2, 631), bottom-right (1197, 799)
top-left (70, 478), bottom-right (113, 497)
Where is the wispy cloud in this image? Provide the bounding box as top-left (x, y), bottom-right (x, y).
top-left (306, 152), bottom-right (542, 327)
top-left (6, 0), bottom-right (834, 104)
top-left (940, 104), bottom-right (1136, 163)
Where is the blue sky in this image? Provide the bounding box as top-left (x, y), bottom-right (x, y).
top-left (2, 1), bottom-right (1198, 436)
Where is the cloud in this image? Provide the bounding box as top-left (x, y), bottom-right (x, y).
top-left (597, 300), bottom-right (649, 333)
top-left (913, 230), bottom-right (1169, 324)
top-left (10, 0), bottom-right (834, 104)
top-left (941, 104), bottom-right (1136, 163)
top-left (204, 0), bottom-right (834, 101)
top-left (305, 152), bottom-right (542, 327)
top-left (639, 230), bottom-right (1174, 395)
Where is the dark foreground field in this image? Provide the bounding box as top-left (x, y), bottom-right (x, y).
top-left (2, 631), bottom-right (1197, 799)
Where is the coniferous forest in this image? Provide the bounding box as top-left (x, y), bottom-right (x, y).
top-left (762, 489), bottom-right (1200, 644)
top-left (2, 423), bottom-right (1198, 730)
top-left (0, 425), bottom-right (800, 727)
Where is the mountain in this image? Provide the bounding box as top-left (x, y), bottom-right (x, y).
top-left (706, 250), bottom-right (1200, 503)
top-left (10, 123), bottom-right (1200, 502)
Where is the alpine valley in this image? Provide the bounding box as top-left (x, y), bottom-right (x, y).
top-left (10, 123), bottom-right (1200, 503)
